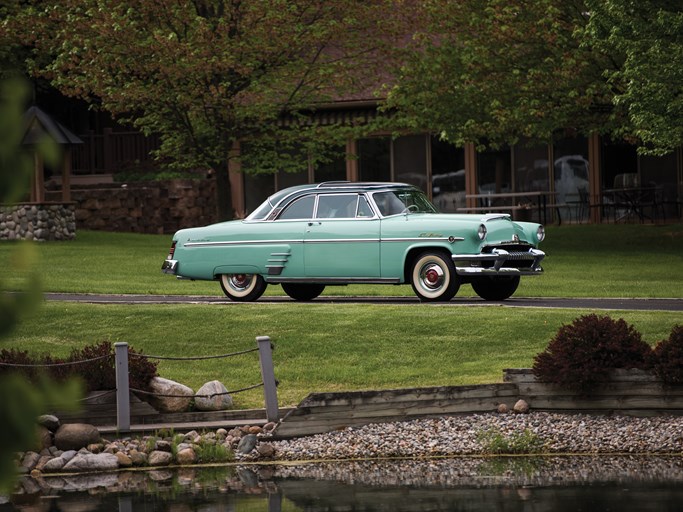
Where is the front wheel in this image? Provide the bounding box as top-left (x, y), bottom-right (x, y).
top-left (281, 283), bottom-right (326, 301)
top-left (410, 252), bottom-right (459, 302)
top-left (219, 274), bottom-right (267, 302)
top-left (471, 275), bottom-right (520, 301)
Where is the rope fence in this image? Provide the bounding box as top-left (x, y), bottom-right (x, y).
top-left (1, 336), bottom-right (279, 431)
top-left (0, 354), bottom-right (111, 368)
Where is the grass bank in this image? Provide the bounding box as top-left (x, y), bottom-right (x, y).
top-left (1, 224), bottom-right (682, 298)
top-left (4, 302), bottom-right (680, 409)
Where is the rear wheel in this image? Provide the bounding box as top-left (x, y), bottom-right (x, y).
top-left (471, 275), bottom-right (520, 301)
top-left (410, 252), bottom-right (459, 302)
top-left (281, 283), bottom-right (326, 301)
top-left (219, 274), bottom-right (267, 302)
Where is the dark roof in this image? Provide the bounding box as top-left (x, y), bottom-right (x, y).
top-left (22, 106), bottom-right (83, 146)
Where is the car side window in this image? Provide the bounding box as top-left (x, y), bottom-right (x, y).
top-left (316, 194), bottom-right (358, 219)
top-left (278, 195), bottom-right (315, 220)
top-left (356, 196), bottom-right (373, 218)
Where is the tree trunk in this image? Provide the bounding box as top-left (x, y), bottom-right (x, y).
top-left (214, 161), bottom-right (233, 221)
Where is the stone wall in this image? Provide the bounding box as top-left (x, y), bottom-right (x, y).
top-left (46, 178), bottom-right (218, 235)
top-left (0, 203), bottom-right (76, 241)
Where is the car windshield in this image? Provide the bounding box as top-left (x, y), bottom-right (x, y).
top-left (245, 199), bottom-right (274, 221)
top-left (372, 189), bottom-right (438, 216)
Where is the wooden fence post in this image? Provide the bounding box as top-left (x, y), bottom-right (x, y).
top-left (114, 342), bottom-right (131, 431)
top-left (256, 336), bottom-right (279, 423)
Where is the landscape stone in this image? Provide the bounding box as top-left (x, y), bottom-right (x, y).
top-left (63, 453), bottom-right (119, 472)
top-left (176, 448), bottom-right (197, 465)
top-left (237, 434), bottom-right (258, 454)
top-left (145, 377), bottom-right (194, 413)
top-left (37, 415), bottom-right (60, 431)
top-left (513, 399), bottom-right (530, 414)
top-left (148, 450), bottom-right (173, 467)
top-left (54, 424), bottom-right (101, 451)
top-left (194, 380), bottom-right (233, 411)
top-left (42, 457), bottom-right (67, 472)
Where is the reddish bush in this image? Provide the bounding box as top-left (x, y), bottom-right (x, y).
top-left (652, 325), bottom-right (683, 385)
top-left (532, 314), bottom-right (652, 394)
top-left (0, 341), bottom-right (157, 392)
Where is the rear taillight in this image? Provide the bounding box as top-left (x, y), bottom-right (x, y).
top-left (167, 241), bottom-right (176, 259)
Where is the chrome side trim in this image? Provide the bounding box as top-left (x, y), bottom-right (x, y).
top-left (381, 237), bottom-right (464, 243)
top-left (265, 250), bottom-right (291, 275)
top-left (267, 277), bottom-right (402, 284)
top-left (184, 239), bottom-right (303, 247)
top-left (306, 238), bottom-right (380, 244)
top-left (185, 237), bottom-right (464, 247)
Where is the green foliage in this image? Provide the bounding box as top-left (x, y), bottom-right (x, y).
top-left (0, 341), bottom-right (158, 392)
top-left (532, 314), bottom-right (653, 394)
top-left (6, 0), bottom-right (411, 217)
top-left (0, 77), bottom-right (33, 204)
top-left (0, 76), bottom-right (78, 493)
top-left (477, 428), bottom-right (545, 454)
top-left (582, 0), bottom-right (683, 154)
top-left (387, 0), bottom-right (682, 154)
top-left (652, 325), bottom-right (683, 385)
top-left (194, 441), bottom-right (233, 464)
top-left (387, 0), bottom-right (616, 148)
top-left (0, 375), bottom-right (81, 492)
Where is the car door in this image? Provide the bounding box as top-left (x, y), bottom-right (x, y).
top-left (304, 193), bottom-right (381, 278)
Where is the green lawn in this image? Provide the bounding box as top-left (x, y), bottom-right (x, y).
top-left (2, 224), bottom-right (682, 410)
top-left (1, 223), bottom-right (682, 298)
top-left (4, 302), bottom-right (680, 409)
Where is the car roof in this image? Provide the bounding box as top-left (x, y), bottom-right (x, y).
top-left (269, 181), bottom-right (417, 209)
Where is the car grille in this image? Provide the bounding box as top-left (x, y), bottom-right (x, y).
top-left (482, 244), bottom-right (537, 269)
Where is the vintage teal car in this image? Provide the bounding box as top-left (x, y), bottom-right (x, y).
top-left (162, 182), bottom-right (545, 302)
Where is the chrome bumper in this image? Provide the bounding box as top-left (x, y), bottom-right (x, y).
top-left (161, 259), bottom-right (178, 275)
top-left (452, 248), bottom-right (545, 276)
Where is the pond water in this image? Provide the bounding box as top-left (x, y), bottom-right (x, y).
top-left (3, 455), bottom-right (683, 511)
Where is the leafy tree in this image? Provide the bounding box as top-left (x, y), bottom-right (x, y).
top-left (582, 0), bottom-right (683, 154)
top-left (386, 0), bottom-right (618, 149)
top-left (8, 0), bottom-right (408, 219)
top-left (386, 0), bottom-right (682, 155)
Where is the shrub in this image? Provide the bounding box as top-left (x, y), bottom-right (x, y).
top-left (532, 314), bottom-right (652, 394)
top-left (652, 325), bottom-right (683, 385)
top-left (477, 428), bottom-right (544, 454)
top-left (0, 341), bottom-right (158, 392)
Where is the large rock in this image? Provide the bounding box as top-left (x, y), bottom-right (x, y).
top-left (54, 424), bottom-right (101, 451)
top-left (144, 377), bottom-right (194, 413)
top-left (62, 453), bottom-right (119, 472)
top-left (148, 450), bottom-right (173, 467)
top-left (194, 380), bottom-right (233, 411)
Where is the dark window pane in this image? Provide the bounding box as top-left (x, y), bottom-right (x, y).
top-left (278, 195), bottom-right (314, 220)
top-left (358, 137), bottom-right (390, 182)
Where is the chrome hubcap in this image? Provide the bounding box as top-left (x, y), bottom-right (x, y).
top-left (420, 264), bottom-right (445, 290)
top-left (230, 274), bottom-right (252, 291)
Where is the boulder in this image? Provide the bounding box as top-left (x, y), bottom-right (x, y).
top-left (54, 424), bottom-right (101, 451)
top-left (62, 453), bottom-right (119, 472)
top-left (194, 380), bottom-right (233, 411)
top-left (513, 399), bottom-right (530, 414)
top-left (236, 434), bottom-right (258, 454)
top-left (37, 415), bottom-right (60, 432)
top-left (144, 377), bottom-right (194, 413)
top-left (148, 450), bottom-right (173, 467)
top-left (176, 448), bottom-right (197, 465)
top-left (42, 457), bottom-right (67, 473)
top-left (36, 425), bottom-right (53, 450)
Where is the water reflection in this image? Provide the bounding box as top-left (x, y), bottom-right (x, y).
top-left (2, 456), bottom-right (682, 511)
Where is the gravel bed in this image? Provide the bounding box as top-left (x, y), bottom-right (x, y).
top-left (256, 412), bottom-right (683, 461)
